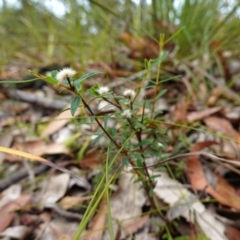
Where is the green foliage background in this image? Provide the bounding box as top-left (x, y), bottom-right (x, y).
top-left (1, 0), bottom-right (240, 69)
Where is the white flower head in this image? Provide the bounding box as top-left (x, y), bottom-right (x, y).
top-left (123, 89), bottom-right (136, 99)
top-left (97, 86), bottom-right (110, 95)
top-left (121, 109), bottom-right (132, 118)
top-left (56, 67), bottom-right (76, 82)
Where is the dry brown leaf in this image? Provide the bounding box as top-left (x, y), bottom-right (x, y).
top-left (79, 150), bottom-right (106, 170)
top-left (120, 32), bottom-right (159, 59)
top-left (187, 107), bottom-right (221, 122)
top-left (173, 96), bottom-right (188, 122)
top-left (37, 215), bottom-right (78, 240)
top-left (40, 173), bottom-right (70, 204)
top-left (51, 224), bottom-right (72, 240)
top-left (59, 196), bottom-right (91, 210)
top-left (226, 226), bottom-right (240, 240)
top-left (204, 116), bottom-right (239, 138)
top-left (41, 106), bottom-right (79, 138)
top-left (0, 194), bottom-right (31, 232)
top-left (122, 215), bottom-right (149, 235)
top-left (186, 141), bottom-right (240, 209)
top-left (208, 88), bottom-right (222, 106)
top-left (6, 140), bottom-right (70, 161)
top-left (83, 197), bottom-right (106, 240)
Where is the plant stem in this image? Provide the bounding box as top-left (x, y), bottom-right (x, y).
top-left (80, 96), bottom-right (121, 149)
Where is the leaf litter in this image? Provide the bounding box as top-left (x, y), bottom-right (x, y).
top-left (2, 34), bottom-right (240, 240)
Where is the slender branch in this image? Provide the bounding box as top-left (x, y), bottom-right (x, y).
top-left (80, 97), bottom-right (121, 149)
top-left (102, 96), bottom-right (122, 110)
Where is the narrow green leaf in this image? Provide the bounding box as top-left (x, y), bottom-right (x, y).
top-left (156, 89), bottom-right (168, 99)
top-left (90, 115), bottom-right (95, 123)
top-left (70, 96), bottom-right (81, 116)
top-left (75, 82), bottom-right (82, 92)
top-left (51, 70), bottom-right (58, 78)
top-left (74, 72), bottom-right (102, 84)
top-left (44, 76), bottom-right (58, 84)
top-left (104, 114), bottom-right (109, 128)
top-left (28, 70), bottom-right (58, 84)
top-left (149, 51), bottom-right (168, 69)
top-left (0, 78), bottom-right (39, 84)
top-left (93, 133), bottom-right (104, 145)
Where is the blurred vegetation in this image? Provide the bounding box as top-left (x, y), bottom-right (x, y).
top-left (0, 0), bottom-right (240, 69)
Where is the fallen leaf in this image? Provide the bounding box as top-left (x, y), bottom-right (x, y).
top-left (12, 140), bottom-right (70, 157)
top-left (40, 173), bottom-right (70, 204)
top-left (41, 106), bottom-right (80, 138)
top-left (154, 172), bottom-right (227, 240)
top-left (0, 194), bottom-right (31, 232)
top-left (83, 197), bottom-right (107, 240)
top-left (79, 150), bottom-right (106, 170)
top-left (59, 196), bottom-right (91, 210)
top-left (204, 116), bottom-right (239, 139)
top-left (37, 216), bottom-right (78, 240)
top-left (226, 226), bottom-right (240, 240)
top-left (120, 32), bottom-right (159, 59)
top-left (173, 96), bottom-right (188, 122)
top-left (208, 88), bottom-right (222, 106)
top-left (0, 184), bottom-right (21, 209)
top-left (0, 225), bottom-right (32, 239)
top-left (186, 141), bottom-right (240, 209)
top-left (187, 107), bottom-right (221, 122)
top-left (103, 169), bottom-right (147, 239)
top-left (0, 146), bottom-right (84, 182)
top-left (122, 215), bottom-right (149, 234)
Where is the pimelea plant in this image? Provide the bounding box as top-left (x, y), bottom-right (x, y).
top-left (31, 49), bottom-right (172, 237)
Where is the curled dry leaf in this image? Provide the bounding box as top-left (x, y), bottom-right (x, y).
top-left (186, 141), bottom-right (240, 209)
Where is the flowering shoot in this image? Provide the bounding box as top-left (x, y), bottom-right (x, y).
top-left (123, 89), bottom-right (136, 99)
top-left (121, 109), bottom-right (132, 118)
top-left (97, 86), bottom-right (110, 95)
top-left (56, 67), bottom-right (76, 83)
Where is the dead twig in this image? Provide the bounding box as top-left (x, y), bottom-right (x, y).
top-left (46, 204), bottom-right (83, 221)
top-left (0, 164), bottom-right (49, 191)
top-left (5, 89), bottom-right (68, 110)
